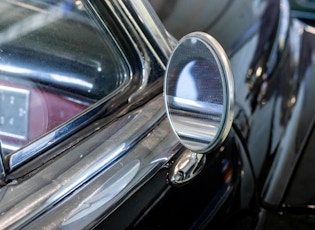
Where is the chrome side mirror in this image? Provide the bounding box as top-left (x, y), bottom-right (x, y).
top-left (164, 32), bottom-right (234, 153)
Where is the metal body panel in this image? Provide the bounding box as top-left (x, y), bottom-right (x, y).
top-left (282, 23), bottom-right (315, 207)
top-left (0, 0), bottom-right (314, 229)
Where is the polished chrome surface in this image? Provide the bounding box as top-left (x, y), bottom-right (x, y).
top-left (25, 118), bottom-right (179, 230)
top-left (127, 0), bottom-right (175, 59)
top-left (169, 149), bottom-right (206, 186)
top-left (0, 0), bottom-right (301, 228)
top-left (99, 0), bottom-right (174, 102)
top-left (0, 0), bottom-right (175, 178)
top-left (0, 0), bottom-right (131, 174)
top-left (103, 0), bottom-right (154, 102)
top-left (0, 0), bottom-right (180, 227)
top-left (0, 95), bottom-right (179, 229)
top-left (164, 32), bottom-right (234, 153)
top-left (6, 83), bottom-right (129, 172)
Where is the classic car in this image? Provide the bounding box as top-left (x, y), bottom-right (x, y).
top-left (0, 0), bottom-right (315, 229)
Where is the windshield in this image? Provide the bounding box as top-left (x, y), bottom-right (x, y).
top-left (0, 0), bottom-right (128, 154)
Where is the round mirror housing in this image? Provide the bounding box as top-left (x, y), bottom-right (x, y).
top-left (164, 32), bottom-right (234, 153)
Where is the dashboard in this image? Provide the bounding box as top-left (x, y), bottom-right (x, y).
top-left (0, 79), bottom-right (87, 154)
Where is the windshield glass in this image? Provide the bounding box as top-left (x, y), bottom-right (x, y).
top-left (0, 0), bottom-right (128, 154)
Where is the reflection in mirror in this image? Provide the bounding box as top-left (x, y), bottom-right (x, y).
top-left (0, 0), bottom-right (128, 155)
top-left (164, 32), bottom-right (234, 153)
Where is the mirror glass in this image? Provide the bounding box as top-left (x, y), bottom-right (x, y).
top-left (164, 32), bottom-right (234, 153)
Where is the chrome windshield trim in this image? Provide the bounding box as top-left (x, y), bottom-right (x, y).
top-left (0, 95), bottom-right (178, 229)
top-left (1, 0), bottom-right (174, 177)
top-left (124, 0), bottom-right (175, 60)
top-left (27, 119), bottom-right (179, 230)
top-left (4, 77), bottom-right (131, 172)
top-left (102, 0), bottom-right (174, 102)
top-left (0, 0), bottom-right (178, 227)
top-left (1, 1), bottom-right (134, 175)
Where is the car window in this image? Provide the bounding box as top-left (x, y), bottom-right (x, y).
top-left (0, 0), bottom-right (128, 154)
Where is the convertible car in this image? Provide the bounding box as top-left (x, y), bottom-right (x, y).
top-left (0, 0), bottom-right (315, 229)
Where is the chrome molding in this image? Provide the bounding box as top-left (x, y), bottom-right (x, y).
top-left (6, 83), bottom-right (131, 171)
top-left (105, 0), bottom-right (175, 102)
top-left (99, 0), bottom-right (153, 102)
top-left (1, 3), bottom-right (133, 175)
top-left (1, 0), bottom-right (175, 178)
top-left (126, 0), bottom-right (176, 58)
top-left (0, 0), bottom-right (180, 228)
top-left (169, 150), bottom-right (206, 186)
top-left (0, 95), bottom-right (179, 229)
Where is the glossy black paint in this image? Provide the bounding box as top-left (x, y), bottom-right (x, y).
top-left (3, 0), bottom-right (314, 228)
top-left (112, 0), bottom-right (315, 229)
top-left (151, 0), bottom-right (284, 182)
top-left (283, 26), bottom-right (315, 207)
top-left (97, 129), bottom-right (257, 230)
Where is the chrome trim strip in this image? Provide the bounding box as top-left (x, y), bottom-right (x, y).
top-left (0, 0), bottom-right (178, 228)
top-left (6, 81), bottom-right (131, 171)
top-left (3, 0), bottom-right (175, 176)
top-left (126, 0), bottom-right (175, 59)
top-left (114, 1), bottom-right (166, 69)
top-left (0, 95), bottom-right (178, 229)
top-left (26, 119), bottom-right (179, 230)
top-left (1, 143), bottom-right (19, 152)
top-left (104, 0), bottom-right (174, 102)
top-left (2, 2), bottom-right (134, 174)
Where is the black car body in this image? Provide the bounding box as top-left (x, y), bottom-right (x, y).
top-left (0, 0), bottom-right (315, 229)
